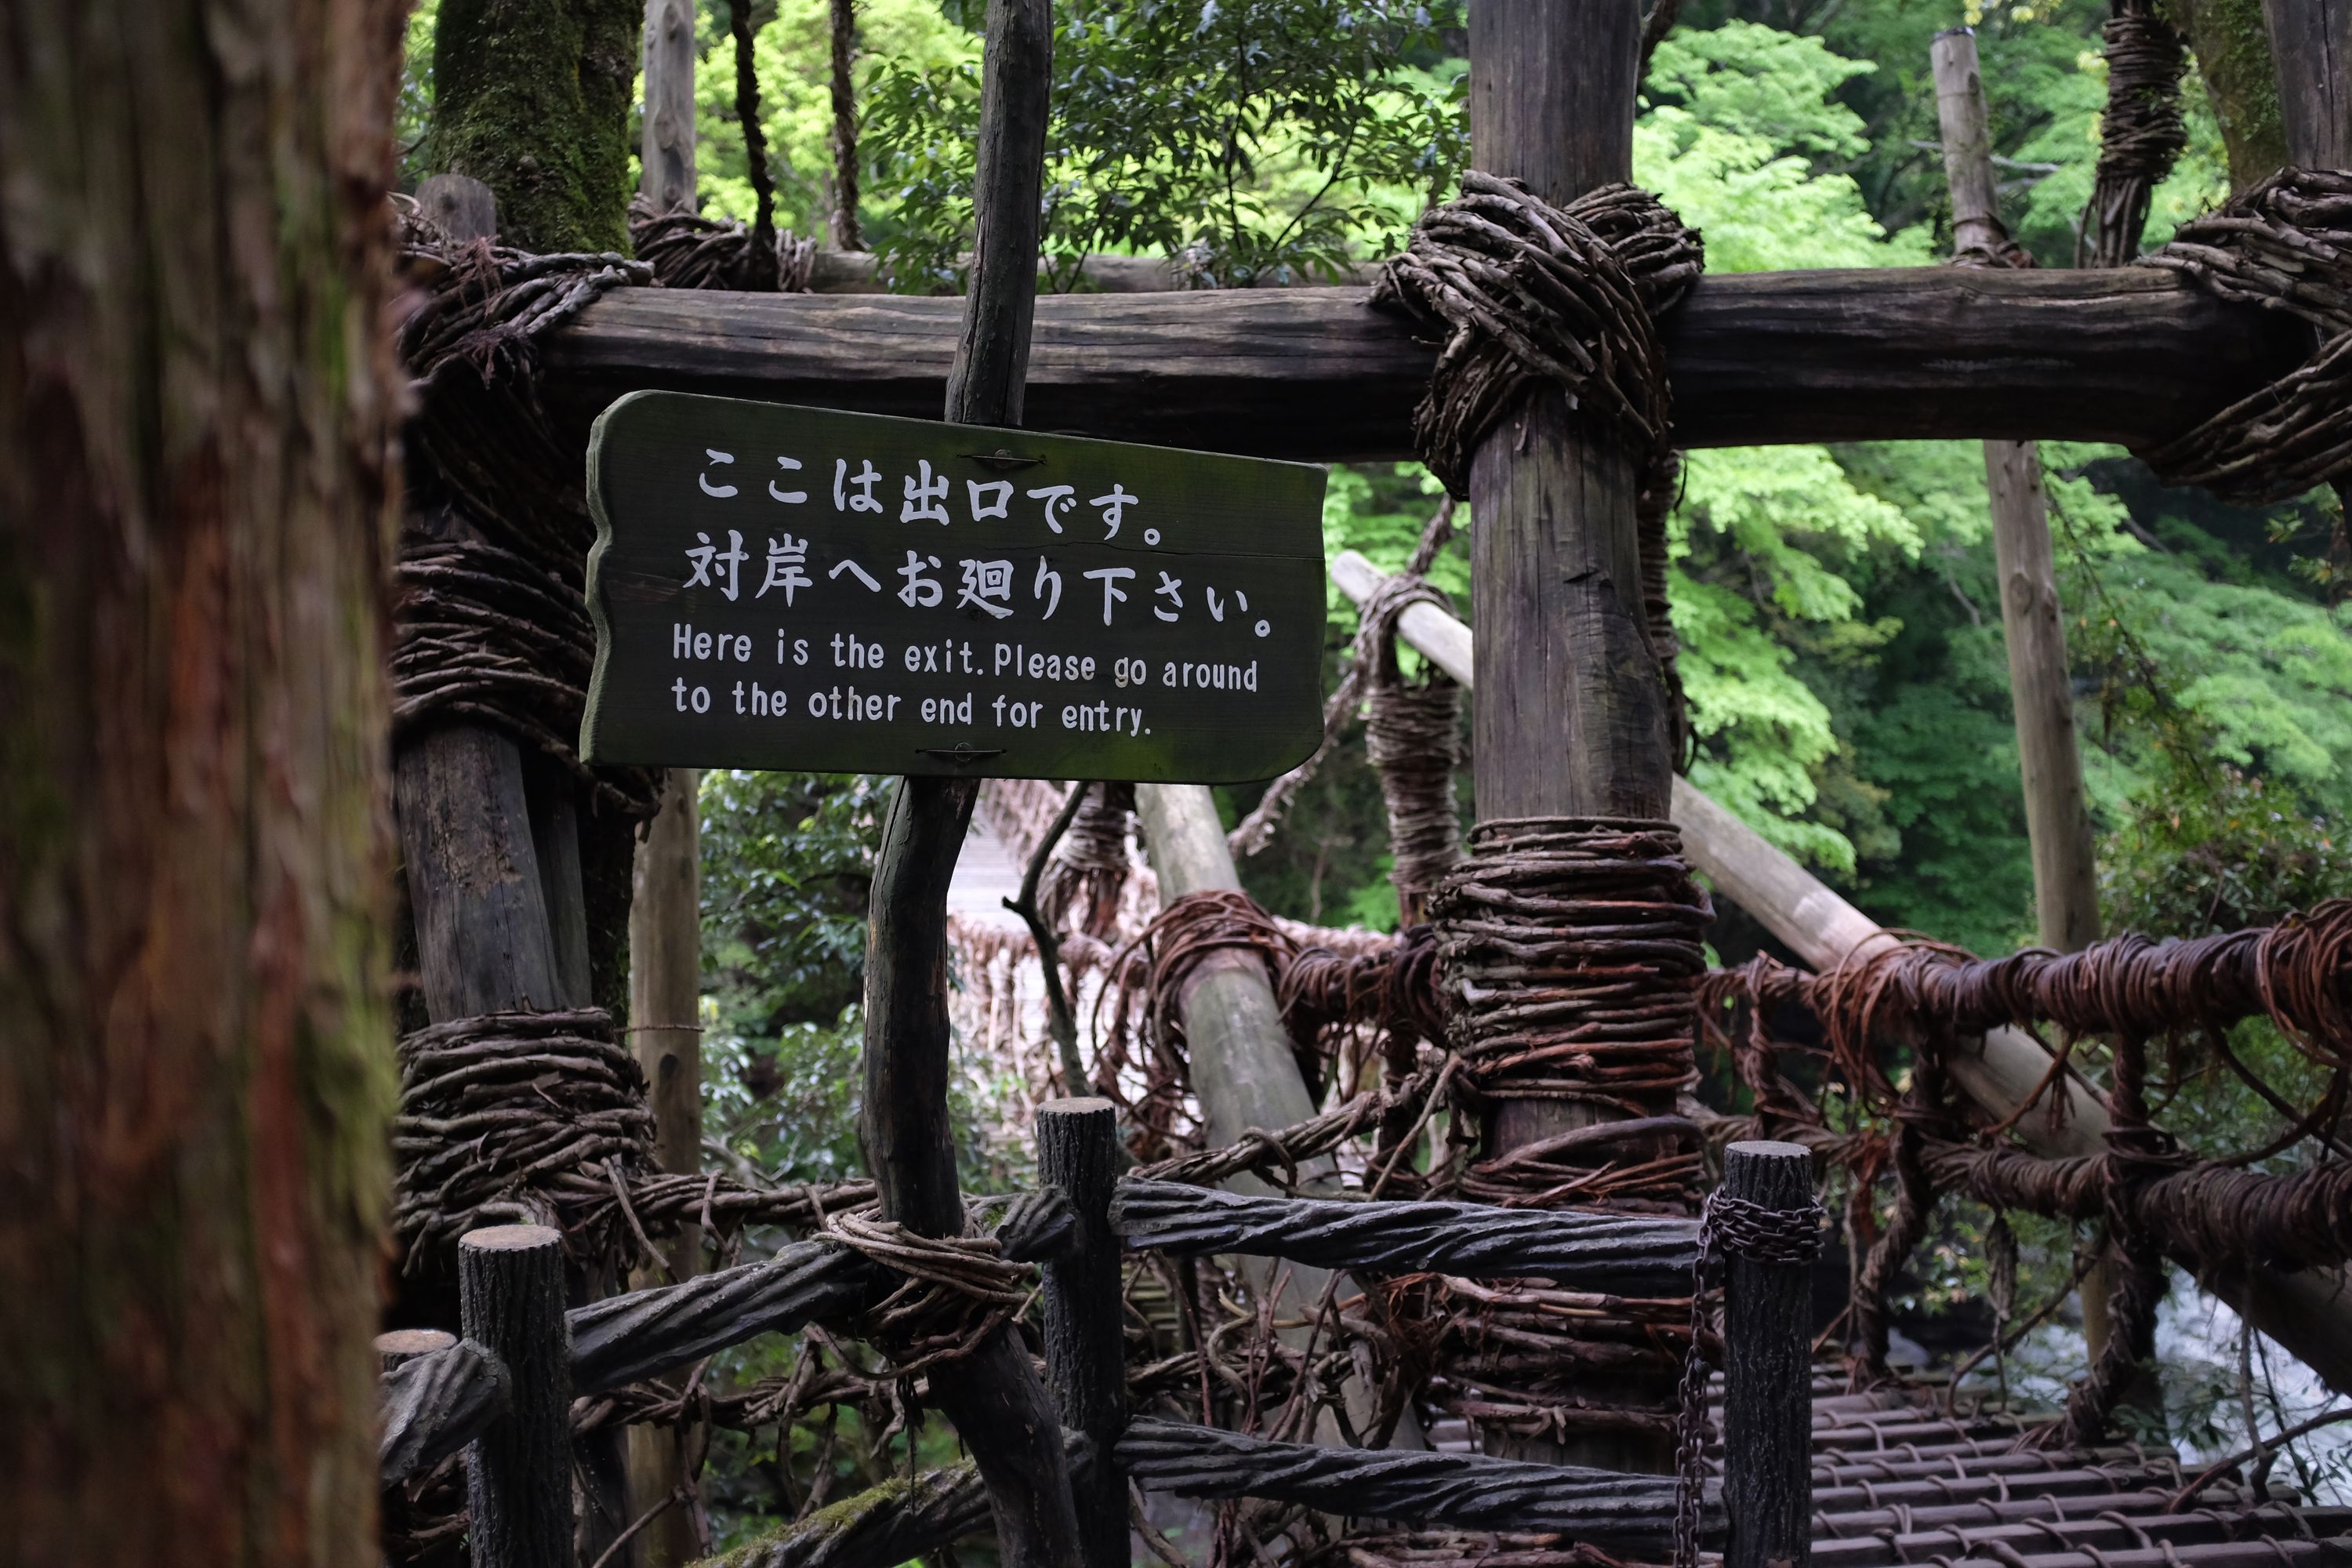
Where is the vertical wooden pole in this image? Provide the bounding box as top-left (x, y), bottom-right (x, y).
top-left (1932, 29), bottom-right (2103, 958)
top-left (829, 0), bottom-right (866, 250)
top-left (860, 0), bottom-right (1080, 1561)
top-left (627, 769), bottom-right (702, 1566)
top-left (1719, 1142), bottom-right (1817, 1568)
top-left (1465, 0), bottom-right (1676, 1472)
top-left (461, 1225), bottom-right (576, 1568)
top-left (641, 0), bottom-right (698, 214)
top-left (2262, 0), bottom-right (2352, 169)
top-left (1037, 1099), bottom-right (1131, 1568)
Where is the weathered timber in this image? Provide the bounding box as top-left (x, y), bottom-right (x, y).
top-left (1112, 1178), bottom-right (1697, 1294)
top-left (382, 1337), bottom-right (512, 1485)
top-left (628, 768), bottom-right (702, 1274)
top-left (1329, 551), bottom-right (2352, 1396)
top-left (570, 1240), bottom-right (877, 1395)
top-left (2264, 0), bottom-right (2352, 170)
top-left (1933, 29), bottom-right (2103, 958)
top-left (1720, 1142), bottom-right (1817, 1568)
top-left (638, 0), bottom-right (696, 213)
top-left (460, 1225), bottom-right (575, 1568)
top-left (380, 1327), bottom-right (461, 1367)
top-left (541, 270), bottom-right (2307, 460)
top-left (1036, 1101), bottom-right (1129, 1568)
top-left (1117, 1417), bottom-right (1711, 1548)
top-left (1131, 782), bottom-right (1426, 1450)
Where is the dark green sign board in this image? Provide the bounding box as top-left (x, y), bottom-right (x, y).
top-left (582, 392), bottom-right (1329, 782)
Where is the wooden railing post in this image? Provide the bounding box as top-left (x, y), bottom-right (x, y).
top-left (1036, 1098), bottom-right (1130, 1568)
top-left (461, 1225), bottom-right (576, 1568)
top-left (1719, 1142), bottom-right (1817, 1568)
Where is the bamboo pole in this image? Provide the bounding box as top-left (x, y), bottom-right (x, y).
top-left (1330, 548), bottom-right (2352, 1395)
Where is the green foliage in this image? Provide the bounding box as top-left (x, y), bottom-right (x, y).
top-left (863, 0), bottom-right (1466, 289)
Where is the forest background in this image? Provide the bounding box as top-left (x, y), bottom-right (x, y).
top-left (391, 0), bottom-right (2352, 1534)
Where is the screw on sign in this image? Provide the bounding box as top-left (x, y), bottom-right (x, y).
top-left (583, 392), bottom-right (1329, 783)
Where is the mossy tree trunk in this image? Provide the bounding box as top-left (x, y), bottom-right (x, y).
top-left (0, 0), bottom-right (405, 1562)
top-left (431, 0), bottom-right (645, 253)
top-left (2168, 0), bottom-right (2292, 187)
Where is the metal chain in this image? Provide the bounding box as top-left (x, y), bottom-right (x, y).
top-left (1671, 1189), bottom-right (1828, 1568)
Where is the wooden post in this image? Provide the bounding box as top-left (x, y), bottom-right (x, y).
top-left (829, 0), bottom-right (866, 250)
top-left (641, 0), bottom-right (697, 214)
top-left (1036, 1098), bottom-right (1130, 1568)
top-left (2262, 0), bottom-right (2352, 170)
top-left (627, 768), bottom-right (702, 1566)
top-left (1463, 0), bottom-right (1678, 1472)
top-left (858, 0), bottom-right (1081, 1560)
top-left (1932, 28), bottom-right (2103, 959)
top-left (379, 1327), bottom-right (462, 1370)
top-left (1331, 550), bottom-right (2352, 1397)
top-left (1719, 1142), bottom-right (1816, 1568)
top-left (461, 1225), bottom-right (576, 1568)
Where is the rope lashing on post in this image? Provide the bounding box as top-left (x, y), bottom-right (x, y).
top-left (1372, 173), bottom-right (1702, 494)
top-left (2138, 168), bottom-right (2352, 504)
top-left (2078, 0), bottom-right (2188, 267)
top-left (1361, 557), bottom-right (1467, 925)
top-left (393, 1009), bottom-right (661, 1271)
top-left (628, 197), bottom-right (819, 292)
top-left (818, 1210), bottom-right (1035, 1377)
top-left (1374, 176), bottom-right (1700, 782)
top-left (1229, 499), bottom-right (1461, 866)
top-left (1670, 1188), bottom-right (1828, 1568)
top-left (1428, 818), bottom-right (1711, 1113)
top-left (1040, 780), bottom-right (1138, 939)
top-left (390, 198), bottom-right (663, 817)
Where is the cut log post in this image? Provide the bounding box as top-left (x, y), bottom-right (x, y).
top-left (1131, 782), bottom-right (1425, 1450)
top-left (1330, 550), bottom-right (2352, 1396)
top-left (639, 0), bottom-right (697, 214)
top-left (2262, 0), bottom-right (2352, 170)
top-left (1036, 1099), bottom-right (1130, 1568)
top-left (1932, 27), bottom-right (2103, 958)
top-left (1720, 1142), bottom-right (1817, 1568)
top-left (460, 1225), bottom-right (575, 1568)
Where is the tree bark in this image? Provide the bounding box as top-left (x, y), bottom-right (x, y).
top-left (2172, 0), bottom-right (2294, 187)
top-left (0, 2), bottom-right (405, 1563)
top-left (430, 0), bottom-right (644, 254)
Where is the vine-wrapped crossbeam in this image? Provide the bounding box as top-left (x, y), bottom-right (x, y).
top-left (544, 270), bottom-right (2307, 460)
top-left (379, 1338), bottom-right (510, 1483)
top-left (568, 1239), bottom-right (877, 1394)
top-left (1111, 1179), bottom-right (1697, 1293)
top-left (1118, 1417), bottom-right (1709, 1548)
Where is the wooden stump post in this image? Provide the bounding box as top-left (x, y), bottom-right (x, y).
top-left (1037, 1098), bottom-right (1131, 1568)
top-left (460, 1225), bottom-right (576, 1568)
top-left (379, 1327), bottom-right (461, 1371)
top-left (1719, 1142), bottom-right (1816, 1568)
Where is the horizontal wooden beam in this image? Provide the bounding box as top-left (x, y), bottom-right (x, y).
top-left (545, 269), bottom-right (2307, 460)
top-left (1111, 1178), bottom-right (1697, 1294)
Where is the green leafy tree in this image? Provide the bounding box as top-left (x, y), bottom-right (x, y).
top-left (863, 0), bottom-right (1466, 289)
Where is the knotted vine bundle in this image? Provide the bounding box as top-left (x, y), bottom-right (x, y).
top-left (391, 198), bottom-right (663, 818)
top-left (2140, 167), bottom-right (2352, 503)
top-left (629, 196), bottom-right (818, 292)
top-left (2080, 0), bottom-right (2188, 267)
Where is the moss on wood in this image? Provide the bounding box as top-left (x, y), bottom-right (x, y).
top-left (429, 0), bottom-right (644, 252)
top-left (2166, 0), bottom-right (2290, 188)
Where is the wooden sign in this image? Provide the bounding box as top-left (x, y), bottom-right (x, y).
top-left (582, 392), bottom-right (1329, 782)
